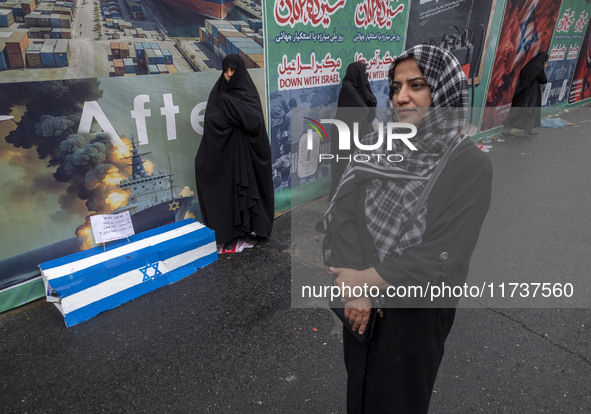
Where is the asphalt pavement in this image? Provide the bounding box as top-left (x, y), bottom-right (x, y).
top-left (1, 107), bottom-right (590, 413)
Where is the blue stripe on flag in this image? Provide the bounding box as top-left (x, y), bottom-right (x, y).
top-left (63, 251), bottom-right (217, 327)
top-left (48, 227), bottom-right (214, 296)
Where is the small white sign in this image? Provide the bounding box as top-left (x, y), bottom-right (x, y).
top-left (90, 211), bottom-right (135, 244)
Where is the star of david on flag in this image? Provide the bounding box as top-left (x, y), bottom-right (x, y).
top-left (140, 262), bottom-right (163, 282)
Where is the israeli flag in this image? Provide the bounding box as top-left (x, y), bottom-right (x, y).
top-left (39, 219), bottom-right (217, 327)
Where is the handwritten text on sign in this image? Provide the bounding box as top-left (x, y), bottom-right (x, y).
top-left (90, 211), bottom-right (135, 244)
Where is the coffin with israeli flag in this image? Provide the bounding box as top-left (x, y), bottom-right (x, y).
top-left (39, 219), bottom-right (217, 327)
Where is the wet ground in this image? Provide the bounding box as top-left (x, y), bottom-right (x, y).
top-left (1, 107), bottom-right (590, 413)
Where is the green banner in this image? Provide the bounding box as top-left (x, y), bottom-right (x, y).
top-left (544, 0), bottom-right (591, 106)
top-left (265, 0), bottom-right (408, 210)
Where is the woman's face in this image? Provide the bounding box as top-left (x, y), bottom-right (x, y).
top-left (224, 67), bottom-right (235, 82)
top-left (391, 58), bottom-right (432, 126)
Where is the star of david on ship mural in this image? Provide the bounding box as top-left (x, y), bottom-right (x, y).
top-left (140, 262), bottom-right (163, 282)
top-left (168, 200), bottom-right (180, 212)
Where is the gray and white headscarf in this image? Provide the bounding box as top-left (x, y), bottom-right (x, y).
top-left (322, 44), bottom-right (469, 262)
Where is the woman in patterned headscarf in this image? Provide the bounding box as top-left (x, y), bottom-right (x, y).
top-left (322, 45), bottom-right (493, 413)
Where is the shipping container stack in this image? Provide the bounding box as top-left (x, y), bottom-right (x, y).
top-left (1, 0), bottom-right (36, 23)
top-left (157, 63), bottom-right (167, 74)
top-left (117, 19), bottom-right (126, 30)
top-left (51, 28), bottom-right (72, 39)
top-left (154, 48), bottom-right (164, 64)
top-left (0, 40), bottom-right (9, 70)
top-left (39, 38), bottom-right (56, 67)
top-left (145, 48), bottom-right (156, 67)
top-left (111, 41), bottom-right (136, 76)
top-left (119, 41), bottom-right (129, 58)
top-left (201, 19), bottom-right (264, 68)
top-left (136, 27), bottom-right (146, 38)
top-left (55, 2), bottom-right (75, 10)
top-left (34, 2), bottom-right (53, 13)
top-left (59, 13), bottom-right (71, 28)
top-left (59, 6), bottom-right (73, 17)
top-left (28, 27), bottom-right (52, 39)
top-left (10, 4), bottom-right (24, 24)
top-left (162, 49), bottom-right (172, 65)
top-left (123, 0), bottom-right (143, 20)
top-left (247, 18), bottom-right (262, 32)
top-left (144, 43), bottom-right (157, 71)
top-left (53, 38), bottom-right (68, 66)
top-left (134, 41), bottom-right (144, 67)
top-left (113, 58), bottom-right (124, 76)
top-left (25, 42), bottom-right (43, 67)
top-left (128, 41), bottom-right (176, 76)
top-left (0, 9), bottom-right (15, 27)
top-left (25, 3), bottom-right (72, 39)
top-left (110, 40), bottom-right (120, 59)
top-left (16, 37), bottom-right (70, 68)
top-left (252, 32), bottom-right (263, 47)
top-left (24, 11), bottom-right (48, 28)
top-left (100, 0), bottom-right (121, 16)
top-left (6, 31), bottom-right (29, 69)
top-left (20, 0), bottom-right (35, 16)
top-left (123, 57), bottom-right (134, 74)
top-left (49, 13), bottom-right (60, 29)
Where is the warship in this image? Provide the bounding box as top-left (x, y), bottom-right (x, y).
top-left (160, 0), bottom-right (236, 19)
top-left (112, 141), bottom-right (194, 234)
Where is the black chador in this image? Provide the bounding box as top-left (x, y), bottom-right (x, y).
top-left (502, 52), bottom-right (549, 136)
top-left (195, 55), bottom-right (274, 244)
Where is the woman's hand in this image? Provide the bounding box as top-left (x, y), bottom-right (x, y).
top-left (329, 266), bottom-right (389, 301)
top-left (344, 297), bottom-right (372, 334)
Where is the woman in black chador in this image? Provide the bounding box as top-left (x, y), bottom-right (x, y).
top-left (502, 51), bottom-right (549, 136)
top-left (330, 62), bottom-right (377, 197)
top-left (195, 54), bottom-right (274, 246)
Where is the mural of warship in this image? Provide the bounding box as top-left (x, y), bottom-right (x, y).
top-left (161, 0), bottom-right (235, 19)
top-left (112, 141), bottom-right (194, 234)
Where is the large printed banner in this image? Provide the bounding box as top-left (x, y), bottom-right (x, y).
top-left (481, 0), bottom-right (562, 132)
top-left (405, 0), bottom-right (499, 129)
top-left (0, 70), bottom-right (267, 310)
top-left (0, 73), bottom-right (210, 296)
top-left (544, 0), bottom-right (591, 107)
top-left (266, 0), bottom-right (408, 210)
top-left (405, 0), bottom-right (497, 85)
top-left (568, 9), bottom-right (591, 104)
top-left (0, 2), bottom-right (266, 310)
